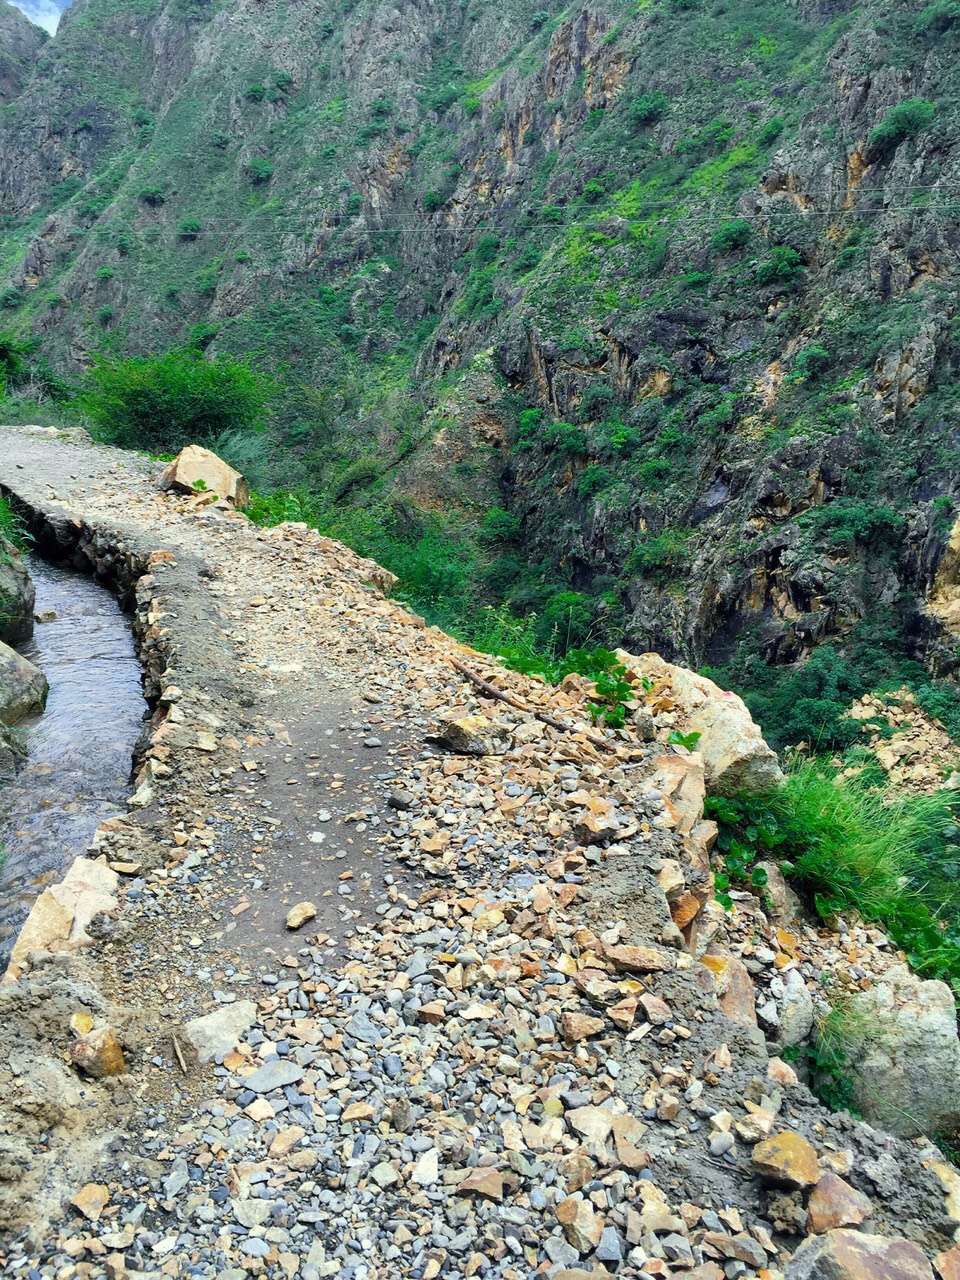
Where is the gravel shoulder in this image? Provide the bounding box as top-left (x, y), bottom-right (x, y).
top-left (0, 426), bottom-right (955, 1280)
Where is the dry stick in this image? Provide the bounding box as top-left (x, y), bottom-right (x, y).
top-left (448, 657), bottom-right (618, 754)
top-left (171, 1035), bottom-right (188, 1075)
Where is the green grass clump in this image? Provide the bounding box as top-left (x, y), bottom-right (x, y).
top-left (706, 760), bottom-right (960, 996)
top-left (0, 496), bottom-right (27, 551)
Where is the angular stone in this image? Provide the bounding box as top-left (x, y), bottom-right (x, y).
top-left (71, 1026), bottom-right (126, 1078)
top-left (806, 1173), bottom-right (873, 1233)
top-left (566, 1106), bottom-right (614, 1145)
top-left (603, 942), bottom-right (674, 973)
top-left (752, 1132), bottom-right (820, 1188)
top-left (457, 1167), bottom-right (503, 1200)
top-left (243, 1059), bottom-right (303, 1093)
top-left (556, 1196), bottom-right (603, 1252)
top-left (618, 651), bottom-right (783, 794)
top-left (70, 1183), bottom-right (109, 1222)
top-left (845, 964), bottom-right (960, 1137)
top-left (182, 1000), bottom-right (257, 1063)
top-left (560, 1011), bottom-right (604, 1042)
top-left (286, 901), bottom-right (317, 930)
top-left (159, 444), bottom-right (250, 506)
top-left (935, 1244), bottom-right (960, 1280)
top-left (785, 1229), bottom-right (934, 1280)
top-left (434, 714), bottom-right (510, 755)
top-left (411, 1147), bottom-right (439, 1186)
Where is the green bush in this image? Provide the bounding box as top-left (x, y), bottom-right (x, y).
top-left (867, 99), bottom-right (936, 161)
top-left (626, 92), bottom-right (668, 127)
top-left (800, 497), bottom-right (905, 550)
top-left (0, 496), bottom-right (27, 550)
top-left (789, 343), bottom-right (831, 381)
top-left (480, 506), bottom-right (521, 543)
top-left (711, 218), bottom-right (751, 252)
top-left (80, 351), bottom-right (271, 453)
top-left (755, 246), bottom-right (805, 286)
top-left (757, 115), bottom-right (784, 145)
top-left (576, 464), bottom-right (614, 499)
top-left (138, 186), bottom-right (165, 207)
top-left (178, 217), bottom-right (202, 240)
top-left (246, 158), bottom-right (274, 184)
top-left (626, 527), bottom-right (694, 578)
top-left (916, 0), bottom-right (960, 33)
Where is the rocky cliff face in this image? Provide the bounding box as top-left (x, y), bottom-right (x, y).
top-left (0, 0), bottom-right (45, 101)
top-left (1, 0), bottom-right (960, 724)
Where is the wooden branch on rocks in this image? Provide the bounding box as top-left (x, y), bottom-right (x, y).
top-left (448, 657), bottom-right (618, 754)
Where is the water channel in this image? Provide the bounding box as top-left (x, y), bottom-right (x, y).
top-left (0, 554), bottom-right (147, 958)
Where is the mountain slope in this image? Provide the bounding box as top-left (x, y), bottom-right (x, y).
top-left (2, 0), bottom-right (960, 742)
top-left (0, 0), bottom-right (45, 102)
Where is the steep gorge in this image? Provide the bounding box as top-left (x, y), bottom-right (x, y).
top-left (2, 0), bottom-right (960, 738)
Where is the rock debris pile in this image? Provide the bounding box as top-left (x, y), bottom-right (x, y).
top-left (0, 429), bottom-right (958, 1280)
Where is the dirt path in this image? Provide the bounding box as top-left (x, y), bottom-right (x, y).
top-left (0, 426), bottom-right (955, 1280)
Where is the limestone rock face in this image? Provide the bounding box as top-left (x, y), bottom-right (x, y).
top-left (844, 964), bottom-right (960, 1137)
top-left (0, 536), bottom-right (34, 644)
top-left (159, 445), bottom-right (250, 507)
top-left (0, 637), bottom-right (46, 724)
top-left (785, 1228), bottom-right (934, 1280)
top-left (618, 652), bottom-right (783, 795)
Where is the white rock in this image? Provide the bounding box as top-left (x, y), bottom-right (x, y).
top-left (182, 1001), bottom-right (258, 1063)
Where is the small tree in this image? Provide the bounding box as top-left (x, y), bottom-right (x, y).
top-left (80, 351), bottom-right (270, 453)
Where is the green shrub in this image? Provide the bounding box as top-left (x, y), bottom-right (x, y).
top-left (916, 0), bottom-right (960, 33)
top-left (80, 351), bottom-right (270, 453)
top-left (625, 92), bottom-right (668, 127)
top-left (245, 83), bottom-right (267, 102)
top-left (178, 217), bottom-right (202, 240)
top-left (95, 265), bottom-right (115, 281)
top-left (711, 218), bottom-right (751, 252)
top-left (245, 157), bottom-right (274, 184)
top-left (757, 115), bottom-right (784, 145)
top-left (480, 506), bottom-right (521, 543)
top-left (867, 99), bottom-right (936, 161)
top-left (755, 246), bottom-right (805, 286)
top-left (95, 305), bottom-right (114, 326)
top-left (626, 527), bottom-right (694, 578)
top-left (576, 464), bottom-right (614, 499)
top-left (138, 186), bottom-right (165, 207)
top-left (800, 497), bottom-right (905, 550)
top-left (0, 496), bottom-right (27, 550)
top-left (789, 343), bottom-right (831, 381)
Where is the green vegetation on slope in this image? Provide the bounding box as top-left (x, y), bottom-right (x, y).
top-left (707, 761), bottom-right (960, 997)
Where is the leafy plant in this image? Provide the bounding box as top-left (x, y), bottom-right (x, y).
top-left (867, 99), bottom-right (936, 161)
top-left (755, 246), bottom-right (805, 286)
top-left (668, 729), bottom-right (702, 751)
top-left (80, 351), bottom-right (271, 453)
top-left (711, 218), bottom-right (751, 252)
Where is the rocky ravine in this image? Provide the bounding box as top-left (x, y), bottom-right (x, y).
top-left (0, 424), bottom-right (958, 1280)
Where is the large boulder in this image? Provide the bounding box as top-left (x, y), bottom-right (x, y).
top-left (159, 445), bottom-right (250, 507)
top-left (0, 638), bottom-right (46, 724)
top-left (0, 536), bottom-right (35, 644)
top-left (842, 965), bottom-right (960, 1137)
top-left (5, 856), bottom-right (119, 981)
top-left (785, 1228), bottom-right (933, 1279)
top-left (617, 651), bottom-right (783, 795)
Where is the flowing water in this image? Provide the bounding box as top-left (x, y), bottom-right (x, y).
top-left (0, 555), bottom-right (147, 958)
